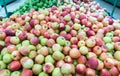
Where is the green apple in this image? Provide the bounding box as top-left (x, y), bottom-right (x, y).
top-left (65, 40), bottom-right (71, 46)
top-left (11, 71), bottom-right (21, 76)
top-left (32, 64), bottom-right (42, 75)
top-left (0, 40), bottom-right (5, 46)
top-left (73, 23), bottom-right (81, 30)
top-left (22, 40), bottom-right (30, 46)
top-left (10, 36), bottom-right (20, 44)
top-left (79, 46), bottom-right (88, 55)
top-left (38, 36), bottom-right (44, 40)
top-left (52, 68), bottom-right (63, 76)
top-left (56, 36), bottom-right (66, 46)
top-left (15, 30), bottom-right (22, 36)
top-left (106, 32), bottom-right (114, 38)
top-left (52, 44), bottom-right (62, 52)
top-left (0, 61), bottom-right (6, 70)
top-left (0, 69), bottom-right (11, 76)
top-left (1, 48), bottom-right (8, 56)
top-left (3, 53), bottom-right (12, 64)
top-left (52, 22), bottom-right (59, 29)
top-left (52, 51), bottom-right (64, 61)
top-left (16, 43), bottom-right (22, 50)
top-left (40, 38), bottom-right (48, 46)
top-left (35, 54), bottom-right (44, 64)
top-left (103, 37), bottom-right (112, 43)
top-left (28, 45), bottom-right (36, 51)
top-left (64, 14), bottom-right (71, 21)
top-left (38, 72), bottom-right (48, 76)
top-left (114, 51), bottom-right (120, 61)
top-left (45, 55), bottom-right (55, 64)
top-left (106, 43), bottom-right (114, 52)
top-left (65, 25), bottom-right (70, 32)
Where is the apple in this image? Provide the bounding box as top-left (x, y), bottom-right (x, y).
top-left (77, 55), bottom-right (87, 64)
top-left (21, 69), bottom-right (33, 76)
top-left (8, 61), bottom-right (21, 71)
top-left (86, 38), bottom-right (96, 48)
top-left (0, 69), bottom-right (11, 76)
top-left (56, 36), bottom-right (66, 46)
top-left (20, 57), bottom-right (34, 69)
top-left (30, 37), bottom-right (39, 45)
top-left (114, 51), bottom-right (120, 61)
top-left (79, 46), bottom-right (88, 55)
top-left (18, 32), bottom-right (27, 41)
top-left (7, 45), bottom-right (17, 53)
top-left (85, 68), bottom-right (96, 76)
top-left (76, 64), bottom-right (86, 74)
top-left (5, 29), bottom-right (15, 36)
top-left (87, 52), bottom-right (97, 59)
top-left (103, 37), bottom-right (112, 43)
top-left (64, 55), bottom-right (73, 63)
top-left (35, 54), bottom-right (44, 64)
top-left (52, 67), bottom-right (63, 76)
top-left (61, 63), bottom-right (73, 75)
top-left (100, 69), bottom-right (111, 76)
top-left (10, 36), bottom-right (20, 45)
top-left (40, 38), bottom-right (48, 46)
top-left (87, 57), bottom-right (98, 69)
top-left (29, 51), bottom-right (37, 59)
top-left (52, 44), bottom-right (62, 52)
top-left (43, 62), bottom-right (54, 73)
top-left (11, 71), bottom-right (21, 76)
top-left (38, 72), bottom-right (49, 76)
top-left (0, 61), bottom-right (6, 70)
top-left (32, 64), bottom-right (42, 75)
top-left (104, 58), bottom-right (115, 68)
top-left (70, 37), bottom-right (78, 44)
top-left (11, 51), bottom-right (21, 60)
top-left (0, 30), bottom-right (6, 40)
top-left (52, 51), bottom-right (65, 61)
top-left (46, 39), bottom-right (55, 47)
top-left (45, 55), bottom-right (55, 64)
top-left (3, 53), bottom-right (12, 64)
top-left (93, 46), bottom-right (102, 55)
top-left (109, 66), bottom-right (119, 76)
top-left (69, 48), bottom-right (81, 58)
top-left (51, 22), bottom-right (59, 30)
top-left (38, 46), bottom-right (49, 56)
top-left (19, 46), bottom-right (30, 55)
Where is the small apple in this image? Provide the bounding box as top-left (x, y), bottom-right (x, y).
top-left (35, 54), bottom-right (44, 64)
top-left (19, 46), bottom-right (30, 55)
top-left (38, 72), bottom-right (48, 76)
top-left (0, 69), bottom-right (11, 76)
top-left (8, 61), bottom-right (21, 71)
top-left (43, 62), bottom-right (54, 73)
top-left (87, 57), bottom-right (98, 69)
top-left (20, 57), bottom-right (34, 69)
top-left (52, 67), bottom-right (63, 76)
top-left (69, 48), bottom-right (81, 58)
top-left (114, 51), bottom-right (120, 61)
top-left (11, 71), bottom-right (21, 76)
top-left (21, 69), bottom-right (33, 76)
top-left (45, 55), bottom-right (55, 64)
top-left (52, 51), bottom-right (64, 61)
top-left (0, 61), bottom-right (6, 70)
top-left (79, 46), bottom-right (88, 55)
top-left (76, 64), bottom-right (86, 74)
top-left (11, 50), bottom-right (21, 60)
top-left (3, 53), bottom-right (12, 64)
top-left (32, 64), bottom-right (42, 75)
top-left (56, 36), bottom-right (66, 46)
top-left (10, 36), bottom-right (20, 45)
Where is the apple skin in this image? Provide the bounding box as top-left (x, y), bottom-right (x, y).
top-left (43, 62), bottom-right (54, 73)
top-left (29, 51), bottom-right (37, 59)
top-left (100, 69), bottom-right (111, 76)
top-left (114, 42), bottom-right (120, 51)
top-left (0, 30), bottom-right (6, 40)
top-left (104, 58), bottom-right (115, 68)
top-left (77, 55), bottom-right (87, 64)
top-left (20, 57), bottom-right (34, 69)
top-left (70, 37), bottom-right (78, 44)
top-left (46, 39), bottom-right (55, 47)
top-left (61, 63), bottom-right (73, 75)
top-left (11, 51), bottom-right (21, 60)
top-left (75, 64), bottom-right (86, 74)
top-left (0, 61), bottom-right (6, 70)
top-left (10, 36), bottom-right (20, 45)
top-left (18, 32), bottom-right (27, 41)
top-left (32, 64), bottom-right (42, 75)
top-left (21, 69), bottom-right (33, 76)
top-left (69, 48), bottom-right (81, 58)
top-left (38, 46), bottom-right (49, 56)
top-left (30, 37), bottom-right (39, 45)
top-left (35, 54), bottom-right (44, 64)
top-left (114, 51), bottom-right (120, 61)
top-left (19, 46), bottom-right (30, 55)
top-left (0, 69), bottom-right (11, 76)
top-left (85, 68), bottom-right (96, 76)
top-left (45, 55), bottom-right (55, 64)
top-left (63, 46), bottom-right (71, 55)
top-left (87, 57), bottom-right (98, 69)
top-left (56, 60), bottom-right (65, 67)
top-left (93, 46), bottom-right (102, 55)
top-left (7, 45), bottom-right (17, 53)
top-left (64, 55), bottom-right (73, 63)
top-left (11, 71), bottom-right (21, 76)
top-left (3, 53), bottom-right (12, 64)
top-left (79, 46), bottom-right (88, 55)
top-left (109, 66), bottom-right (119, 76)
top-left (56, 36), bottom-right (66, 46)
top-left (85, 38), bottom-right (96, 48)
top-left (52, 67), bottom-right (63, 76)
top-left (52, 51), bottom-right (65, 61)
top-left (8, 61), bottom-right (21, 71)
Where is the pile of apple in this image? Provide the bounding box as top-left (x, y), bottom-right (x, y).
top-left (0, 1), bottom-right (120, 76)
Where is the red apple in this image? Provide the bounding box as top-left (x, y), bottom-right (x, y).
top-left (8, 61), bottom-right (21, 71)
top-left (76, 64), bottom-right (86, 74)
top-left (21, 69), bottom-right (33, 76)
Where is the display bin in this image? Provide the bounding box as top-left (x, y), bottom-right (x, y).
top-left (103, 0), bottom-right (120, 7)
top-left (0, 0), bottom-right (15, 6)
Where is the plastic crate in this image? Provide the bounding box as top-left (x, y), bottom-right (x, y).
top-left (0, 0), bottom-right (15, 6)
top-left (103, 0), bottom-right (120, 7)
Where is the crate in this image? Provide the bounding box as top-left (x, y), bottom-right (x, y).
top-left (103, 0), bottom-right (120, 7)
top-left (0, 0), bottom-right (15, 6)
